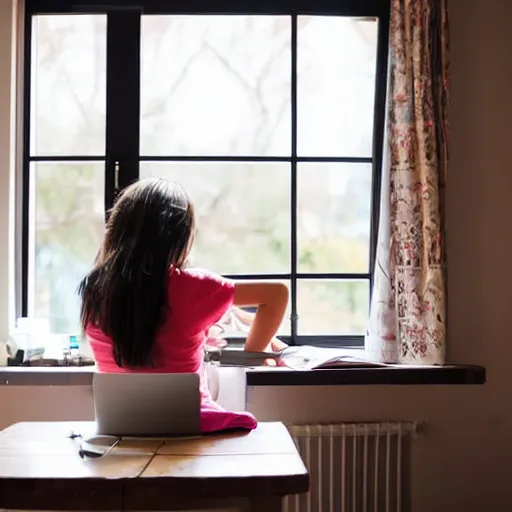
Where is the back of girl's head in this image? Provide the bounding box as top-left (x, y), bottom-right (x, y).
top-left (79, 178), bottom-right (195, 368)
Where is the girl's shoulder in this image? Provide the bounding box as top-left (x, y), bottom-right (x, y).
top-left (168, 267), bottom-right (235, 328)
top-left (171, 267), bottom-right (229, 289)
top-left (173, 266), bottom-right (217, 280)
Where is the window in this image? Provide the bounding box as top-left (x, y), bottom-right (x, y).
top-left (21, 0), bottom-right (389, 347)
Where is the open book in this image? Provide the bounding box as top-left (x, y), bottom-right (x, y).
top-left (277, 345), bottom-right (386, 370)
top-left (206, 344), bottom-right (386, 370)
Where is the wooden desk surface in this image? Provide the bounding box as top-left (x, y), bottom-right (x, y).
top-left (0, 421), bottom-right (308, 511)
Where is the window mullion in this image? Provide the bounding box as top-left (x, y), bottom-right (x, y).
top-left (105, 10), bottom-right (141, 215)
top-left (21, 14), bottom-right (33, 317)
top-left (290, 12), bottom-right (298, 343)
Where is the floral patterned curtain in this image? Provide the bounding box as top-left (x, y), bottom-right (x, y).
top-left (365, 0), bottom-right (449, 365)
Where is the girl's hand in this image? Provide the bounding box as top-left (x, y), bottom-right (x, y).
top-left (268, 337), bottom-right (288, 352)
top-left (264, 337), bottom-right (288, 366)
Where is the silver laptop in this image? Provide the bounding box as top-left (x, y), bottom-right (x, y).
top-left (92, 373), bottom-right (201, 436)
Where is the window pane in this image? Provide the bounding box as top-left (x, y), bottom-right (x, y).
top-left (298, 163), bottom-right (372, 273)
top-left (31, 15), bottom-right (107, 156)
top-left (297, 16), bottom-right (378, 157)
top-left (30, 162), bottom-right (105, 333)
top-left (140, 16), bottom-right (291, 156)
top-left (140, 162), bottom-right (290, 274)
top-left (297, 280), bottom-right (369, 335)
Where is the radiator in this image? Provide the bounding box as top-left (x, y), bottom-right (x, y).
top-left (284, 422), bottom-right (419, 512)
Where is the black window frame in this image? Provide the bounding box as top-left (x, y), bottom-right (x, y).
top-left (21, 0), bottom-right (390, 347)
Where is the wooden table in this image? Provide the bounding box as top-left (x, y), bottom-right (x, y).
top-left (0, 421), bottom-right (308, 511)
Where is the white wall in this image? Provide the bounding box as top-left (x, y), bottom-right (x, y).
top-left (0, 0), bottom-right (15, 343)
top-left (1, 1), bottom-right (512, 511)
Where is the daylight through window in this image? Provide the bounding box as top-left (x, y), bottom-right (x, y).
top-left (22, 0), bottom-right (389, 347)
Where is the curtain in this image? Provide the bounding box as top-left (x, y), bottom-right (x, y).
top-left (365, 0), bottom-right (449, 365)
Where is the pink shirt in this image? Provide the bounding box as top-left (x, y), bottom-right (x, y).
top-left (87, 267), bottom-right (257, 433)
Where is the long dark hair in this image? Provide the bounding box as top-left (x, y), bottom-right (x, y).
top-left (79, 178), bottom-right (195, 368)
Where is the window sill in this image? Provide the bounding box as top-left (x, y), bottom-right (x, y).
top-left (245, 364), bottom-right (485, 385)
top-left (0, 366), bottom-right (95, 386)
top-left (0, 364), bottom-right (485, 387)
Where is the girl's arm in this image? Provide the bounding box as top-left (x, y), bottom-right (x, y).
top-left (232, 282), bottom-right (289, 352)
top-left (230, 306), bottom-right (256, 327)
top-left (230, 306), bottom-right (288, 352)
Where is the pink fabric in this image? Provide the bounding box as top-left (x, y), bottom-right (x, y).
top-left (87, 267), bottom-right (257, 433)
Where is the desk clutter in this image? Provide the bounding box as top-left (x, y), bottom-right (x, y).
top-left (2, 317), bottom-right (94, 367)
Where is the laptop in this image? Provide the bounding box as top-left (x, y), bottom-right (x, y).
top-left (92, 373), bottom-right (201, 437)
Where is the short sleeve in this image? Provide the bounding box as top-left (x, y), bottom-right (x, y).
top-left (181, 268), bottom-right (235, 334)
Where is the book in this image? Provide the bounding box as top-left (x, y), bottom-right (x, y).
top-left (205, 344), bottom-right (385, 370)
top-left (278, 345), bottom-right (386, 370)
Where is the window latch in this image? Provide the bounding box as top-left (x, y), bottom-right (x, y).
top-left (114, 161), bottom-right (120, 189)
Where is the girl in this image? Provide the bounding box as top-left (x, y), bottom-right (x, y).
top-left (79, 178), bottom-right (288, 433)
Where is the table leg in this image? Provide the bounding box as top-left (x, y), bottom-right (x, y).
top-left (248, 496), bottom-right (282, 512)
